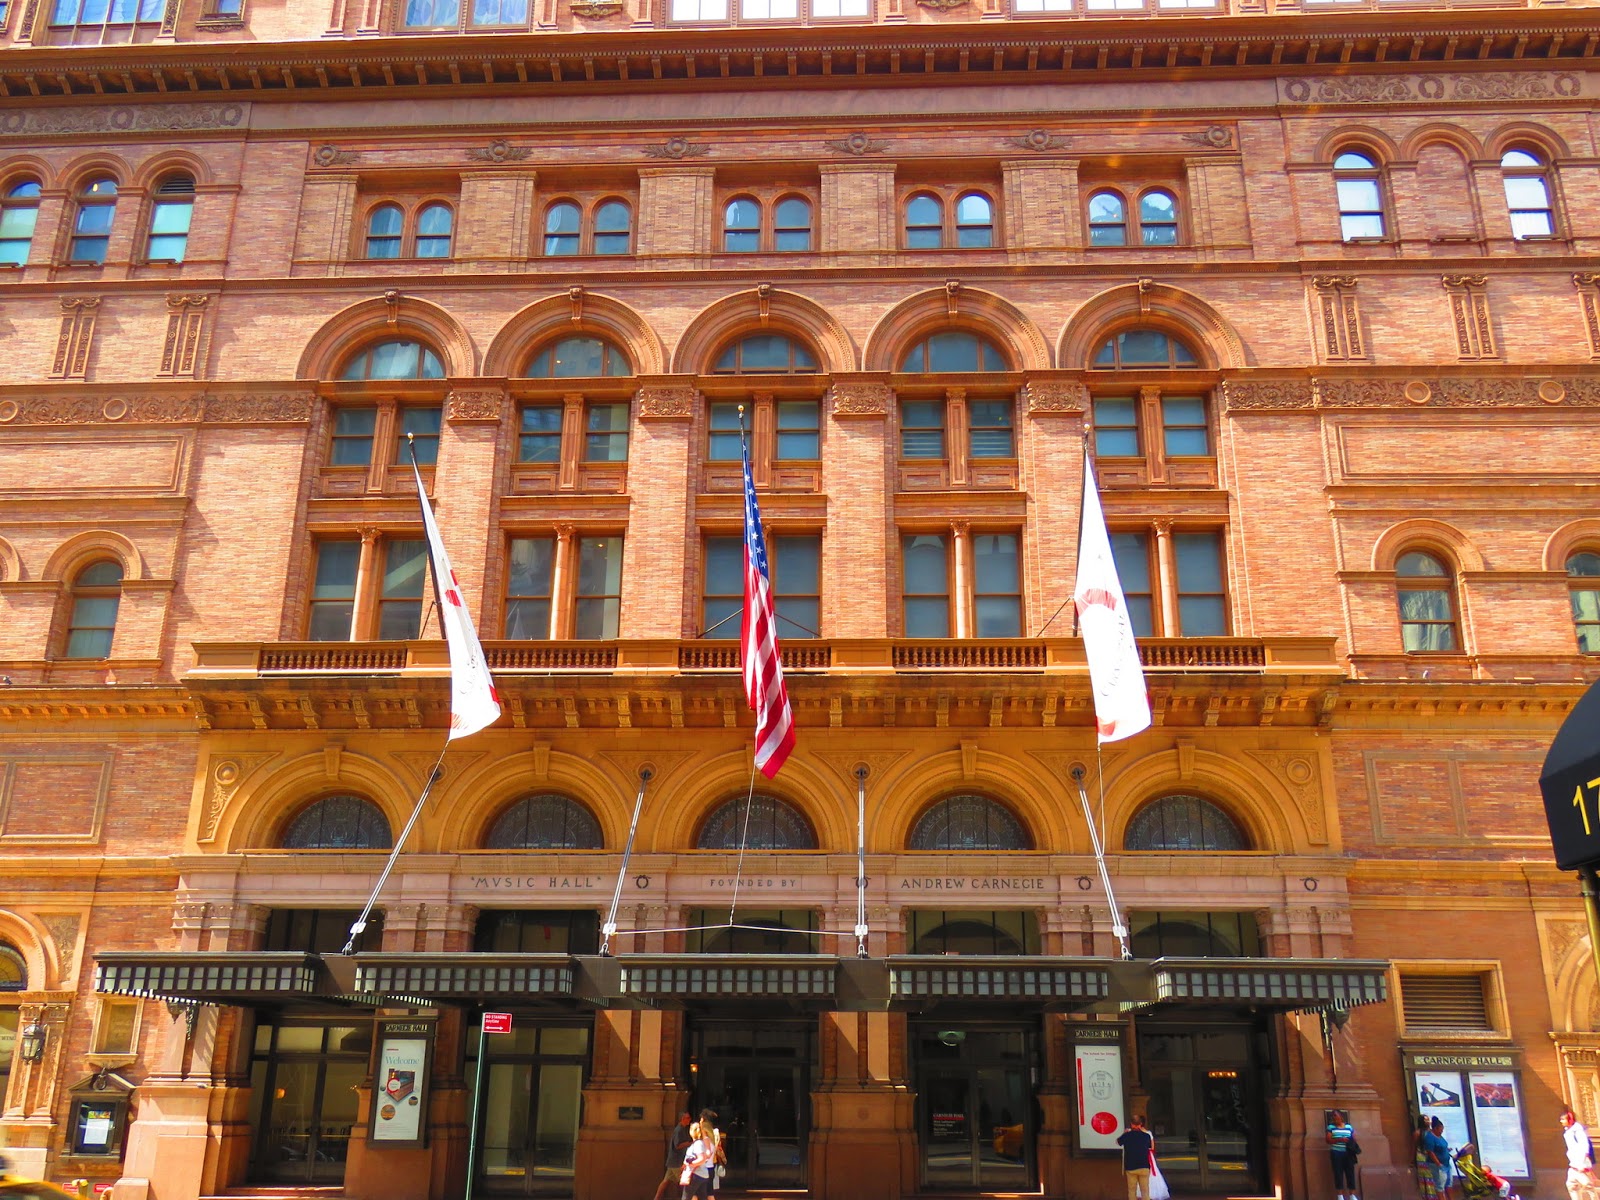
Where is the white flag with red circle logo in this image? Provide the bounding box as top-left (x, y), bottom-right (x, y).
top-left (1073, 453), bottom-right (1151, 744)
top-left (412, 461), bottom-right (502, 740)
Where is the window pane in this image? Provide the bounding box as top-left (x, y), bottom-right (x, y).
top-left (1402, 619), bottom-right (1457, 653)
top-left (1336, 179), bottom-right (1381, 211)
top-left (518, 406), bottom-right (563, 462)
top-left (1503, 176), bottom-right (1549, 209)
top-left (774, 197), bottom-right (811, 253)
top-left (1334, 152), bottom-right (1375, 170)
top-left (1570, 553), bottom-right (1600, 578)
top-left (1398, 588), bottom-right (1453, 621)
top-left (507, 538), bottom-right (554, 639)
top-left (775, 401), bottom-right (820, 459)
top-left (974, 533), bottom-right (1021, 637)
top-left (527, 336), bottom-right (629, 378)
top-left (594, 201), bottom-right (630, 254)
top-left (314, 542), bottom-right (360, 598)
top-left (708, 402), bottom-right (743, 461)
top-left (379, 539), bottom-right (427, 640)
top-left (585, 404), bottom-right (629, 462)
top-left (1178, 595), bottom-right (1226, 637)
top-left (1111, 532), bottom-right (1154, 638)
top-left (905, 598), bottom-right (949, 638)
top-left (149, 200), bottom-right (192, 236)
top-left (906, 194), bottom-right (941, 224)
top-left (1397, 552), bottom-right (1448, 577)
top-left (1162, 396), bottom-right (1209, 456)
top-left (1140, 190), bottom-right (1176, 223)
top-left (1175, 532), bottom-right (1222, 592)
top-left (1094, 397), bottom-right (1138, 456)
top-left (773, 535), bottom-right (820, 639)
top-left (575, 538), bottom-right (623, 639)
top-left (703, 536), bottom-right (743, 637)
top-left (1510, 211), bottom-right (1554, 239)
top-left (968, 399), bottom-right (1014, 459)
top-left (66, 627), bottom-right (114, 659)
top-left (544, 203), bottom-right (580, 255)
top-left (900, 400), bottom-right (944, 458)
top-left (904, 534), bottom-right (949, 635)
top-left (724, 198), bottom-right (760, 252)
top-left (396, 406), bottom-right (442, 465)
top-left (330, 407), bottom-right (375, 466)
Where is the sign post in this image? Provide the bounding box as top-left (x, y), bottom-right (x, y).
top-left (466, 1013), bottom-right (513, 1200)
top-left (1540, 680), bottom-right (1600, 1003)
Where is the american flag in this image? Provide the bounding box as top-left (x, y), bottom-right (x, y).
top-left (741, 440), bottom-right (795, 777)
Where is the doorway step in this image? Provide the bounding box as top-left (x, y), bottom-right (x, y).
top-left (201, 1188), bottom-right (345, 1200)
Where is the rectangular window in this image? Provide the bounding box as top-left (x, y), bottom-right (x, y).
top-left (69, 205), bottom-right (114, 265)
top-left (146, 199), bottom-right (192, 263)
top-left (811, 0), bottom-right (869, 13)
top-left (687, 909), bottom-right (817, 953)
top-left (584, 403), bottom-right (629, 463)
top-left (1174, 532), bottom-right (1226, 636)
top-left (900, 400), bottom-right (945, 459)
top-left (1161, 396), bottom-right (1210, 457)
top-left (474, 910), bottom-right (599, 954)
top-left (973, 533), bottom-right (1022, 637)
top-left (903, 533), bottom-right (950, 637)
top-left (1110, 532), bottom-right (1154, 638)
top-left (518, 405), bottom-right (562, 463)
top-left (702, 536), bottom-right (743, 638)
top-left (968, 399), bottom-right (1014, 459)
top-left (1129, 911), bottom-right (1260, 958)
top-left (308, 541), bottom-right (360, 641)
top-left (331, 407), bottom-right (376, 467)
top-left (506, 537), bottom-right (555, 639)
top-left (378, 538), bottom-right (427, 640)
top-left (739, 0), bottom-right (797, 15)
top-left (1013, 0), bottom-right (1071, 10)
top-left (263, 908), bottom-right (384, 954)
top-left (470, 0), bottom-right (528, 23)
top-left (574, 536), bottom-right (623, 639)
top-left (670, 0), bottom-right (726, 17)
top-left (395, 406), bottom-right (442, 466)
top-left (772, 534), bottom-right (821, 639)
top-left (1094, 397), bottom-right (1140, 457)
top-left (775, 400), bottom-right (820, 460)
top-left (708, 402), bottom-right (743, 461)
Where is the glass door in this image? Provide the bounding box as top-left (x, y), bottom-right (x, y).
top-left (1139, 1027), bottom-right (1260, 1193)
top-left (248, 1022), bottom-right (372, 1184)
top-left (914, 1026), bottom-right (1035, 1192)
top-left (690, 1021), bottom-right (813, 1190)
top-left (474, 1022), bottom-right (591, 1196)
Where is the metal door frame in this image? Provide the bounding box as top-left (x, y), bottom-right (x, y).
top-left (912, 1023), bottom-right (1038, 1193)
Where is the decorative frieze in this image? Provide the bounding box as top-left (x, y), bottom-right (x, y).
top-left (1310, 276), bottom-right (1364, 363)
top-left (827, 380), bottom-right (892, 418)
top-left (1281, 72), bottom-right (1582, 105)
top-left (1021, 381), bottom-right (1087, 415)
top-left (1441, 275), bottom-right (1497, 361)
top-left (447, 389), bottom-right (505, 422)
top-left (158, 294), bottom-right (213, 379)
top-left (1006, 130), bottom-right (1067, 153)
top-left (0, 391), bottom-right (313, 426)
top-left (822, 133), bottom-right (889, 156)
top-left (51, 298), bottom-right (100, 381)
top-left (635, 386), bottom-right (697, 420)
top-left (466, 140), bottom-right (532, 163)
top-left (0, 102), bottom-right (247, 137)
top-left (1221, 380), bottom-right (1316, 410)
top-left (642, 138), bottom-right (709, 160)
top-left (1220, 377), bottom-right (1600, 411)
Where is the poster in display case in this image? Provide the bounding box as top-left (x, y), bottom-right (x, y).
top-left (370, 1020), bottom-right (434, 1148)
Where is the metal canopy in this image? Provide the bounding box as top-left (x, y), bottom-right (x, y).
top-left (354, 954), bottom-right (576, 1004)
top-left (94, 952), bottom-right (324, 1003)
top-left (888, 955), bottom-right (1112, 1009)
top-left (1149, 957), bottom-right (1389, 1012)
top-left (616, 954), bottom-right (838, 1006)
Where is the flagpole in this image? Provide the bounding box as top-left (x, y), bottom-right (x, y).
top-left (854, 763), bottom-right (869, 959)
top-left (1070, 763), bottom-right (1132, 961)
top-left (600, 765), bottom-right (654, 956)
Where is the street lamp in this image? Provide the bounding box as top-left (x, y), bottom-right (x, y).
top-left (18, 1021), bottom-right (46, 1063)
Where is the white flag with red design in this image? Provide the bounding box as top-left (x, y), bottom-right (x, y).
top-left (1073, 452), bottom-right (1151, 744)
top-left (412, 461), bottom-right (502, 740)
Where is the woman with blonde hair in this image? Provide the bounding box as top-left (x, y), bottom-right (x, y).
top-left (680, 1109), bottom-right (721, 1199)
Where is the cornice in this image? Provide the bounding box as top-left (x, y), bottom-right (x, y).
top-left (0, 12), bottom-right (1595, 104)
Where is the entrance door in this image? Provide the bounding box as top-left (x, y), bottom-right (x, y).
top-left (1139, 1027), bottom-right (1260, 1193)
top-left (915, 1026), bottom-right (1035, 1192)
top-left (474, 1021), bottom-right (591, 1196)
top-left (692, 1022), bottom-right (812, 1190)
top-left (248, 1022), bottom-right (372, 1184)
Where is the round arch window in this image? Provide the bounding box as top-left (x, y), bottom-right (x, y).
top-left (899, 330), bottom-right (1008, 373)
top-left (484, 794), bottom-right (603, 850)
top-left (1124, 794), bottom-right (1248, 851)
top-left (338, 339), bottom-right (445, 381)
top-left (524, 335), bottom-right (631, 378)
top-left (697, 794), bottom-right (817, 850)
top-left (711, 333), bottom-right (817, 375)
top-left (280, 794), bottom-right (393, 850)
top-left (1091, 329), bottom-right (1199, 370)
top-left (908, 795), bottom-right (1033, 851)
top-left (0, 943), bottom-right (25, 992)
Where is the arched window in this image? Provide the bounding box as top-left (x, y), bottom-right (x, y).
top-left (904, 193), bottom-right (944, 249)
top-left (1501, 149), bottom-right (1555, 239)
top-left (524, 336), bottom-right (632, 378)
top-left (543, 201), bottom-right (581, 256)
top-left (65, 560), bottom-right (123, 660)
top-left (1334, 151), bottom-right (1386, 240)
top-left (899, 330), bottom-right (1008, 373)
top-left (1569, 552), bottom-right (1600, 654)
top-left (1396, 550), bottom-right (1460, 652)
top-left (1139, 189), bottom-right (1179, 246)
top-left (70, 178), bottom-right (118, 265)
top-left (146, 173), bottom-right (195, 263)
top-left (1087, 191), bottom-right (1127, 246)
top-left (594, 200), bottom-right (632, 255)
top-left (364, 203), bottom-right (404, 259)
top-left (1125, 795), bottom-right (1249, 851)
top-left (908, 795), bottom-right (1033, 851)
top-left (774, 196), bottom-right (812, 252)
top-left (1, 181), bottom-right (43, 267)
top-left (338, 339), bottom-right (445, 381)
top-left (1091, 329), bottom-right (1199, 370)
top-left (712, 334), bottom-right (817, 374)
top-left (697, 794), bottom-right (818, 850)
top-left (281, 794), bottom-right (393, 850)
top-left (415, 203), bottom-right (454, 258)
top-left (908, 912), bottom-right (1039, 956)
top-left (723, 197), bottom-right (761, 252)
top-left (484, 794), bottom-right (603, 850)
top-left (0, 943), bottom-right (25, 992)
top-left (954, 192), bottom-right (994, 248)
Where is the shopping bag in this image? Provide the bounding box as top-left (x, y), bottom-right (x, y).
top-left (1149, 1160), bottom-right (1172, 1200)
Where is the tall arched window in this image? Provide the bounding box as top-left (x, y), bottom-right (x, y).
top-left (146, 173), bottom-right (195, 263)
top-left (281, 795), bottom-right (393, 850)
top-left (594, 200), bottom-right (632, 255)
top-left (543, 201), bottom-right (581, 256)
top-left (908, 795), bottom-right (1033, 851)
top-left (1396, 550), bottom-right (1460, 652)
top-left (1139, 189), bottom-right (1179, 246)
top-left (723, 197), bottom-right (761, 252)
top-left (338, 339), bottom-right (445, 380)
top-left (0, 943), bottom-right (24, 992)
top-left (70, 178), bottom-right (118, 265)
top-left (1569, 551), bottom-right (1600, 654)
top-left (364, 203), bottom-right (404, 259)
top-left (712, 334), bottom-right (817, 374)
top-left (1, 181), bottom-right (43, 267)
top-left (1501, 149), bottom-right (1555, 239)
top-left (415, 203), bottom-right (454, 258)
top-left (904, 193), bottom-right (944, 249)
top-left (1088, 191), bottom-right (1127, 246)
top-left (484, 794), bottom-right (603, 850)
top-left (774, 197), bottom-right (812, 252)
top-left (954, 192), bottom-right (994, 248)
top-left (1125, 795), bottom-right (1248, 851)
top-left (899, 331), bottom-right (1008, 373)
top-left (65, 560), bottom-right (123, 659)
top-left (524, 336), bottom-right (632, 378)
top-left (697, 794), bottom-right (818, 850)
top-left (1333, 151), bottom-right (1386, 240)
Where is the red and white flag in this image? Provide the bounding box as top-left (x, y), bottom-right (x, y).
top-left (741, 441), bottom-right (795, 777)
top-left (1073, 452), bottom-right (1151, 744)
top-left (411, 460), bottom-right (502, 741)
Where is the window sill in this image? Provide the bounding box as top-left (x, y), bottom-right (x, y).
top-left (194, 14), bottom-right (246, 26)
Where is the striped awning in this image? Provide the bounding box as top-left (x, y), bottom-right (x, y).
top-left (95, 952), bottom-right (323, 1003)
top-left (1149, 957), bottom-right (1389, 1012)
top-left (889, 956), bottom-right (1112, 1007)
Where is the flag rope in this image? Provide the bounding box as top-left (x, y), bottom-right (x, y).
top-left (1072, 753), bottom-right (1131, 961)
top-left (726, 757), bottom-right (760, 926)
top-left (342, 741), bottom-right (450, 956)
top-left (600, 766), bottom-right (654, 956)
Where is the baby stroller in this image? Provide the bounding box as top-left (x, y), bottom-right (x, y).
top-left (1455, 1143), bottom-right (1517, 1200)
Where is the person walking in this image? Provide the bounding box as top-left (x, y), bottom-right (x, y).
top-left (652, 1111), bottom-right (692, 1200)
top-left (680, 1110), bottom-right (720, 1199)
top-left (1328, 1109), bottom-right (1359, 1200)
top-left (1118, 1115), bottom-right (1156, 1200)
top-left (1562, 1108), bottom-right (1595, 1200)
top-left (1422, 1116), bottom-right (1453, 1199)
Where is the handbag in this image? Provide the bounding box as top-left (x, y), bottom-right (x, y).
top-left (1149, 1158), bottom-right (1171, 1200)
